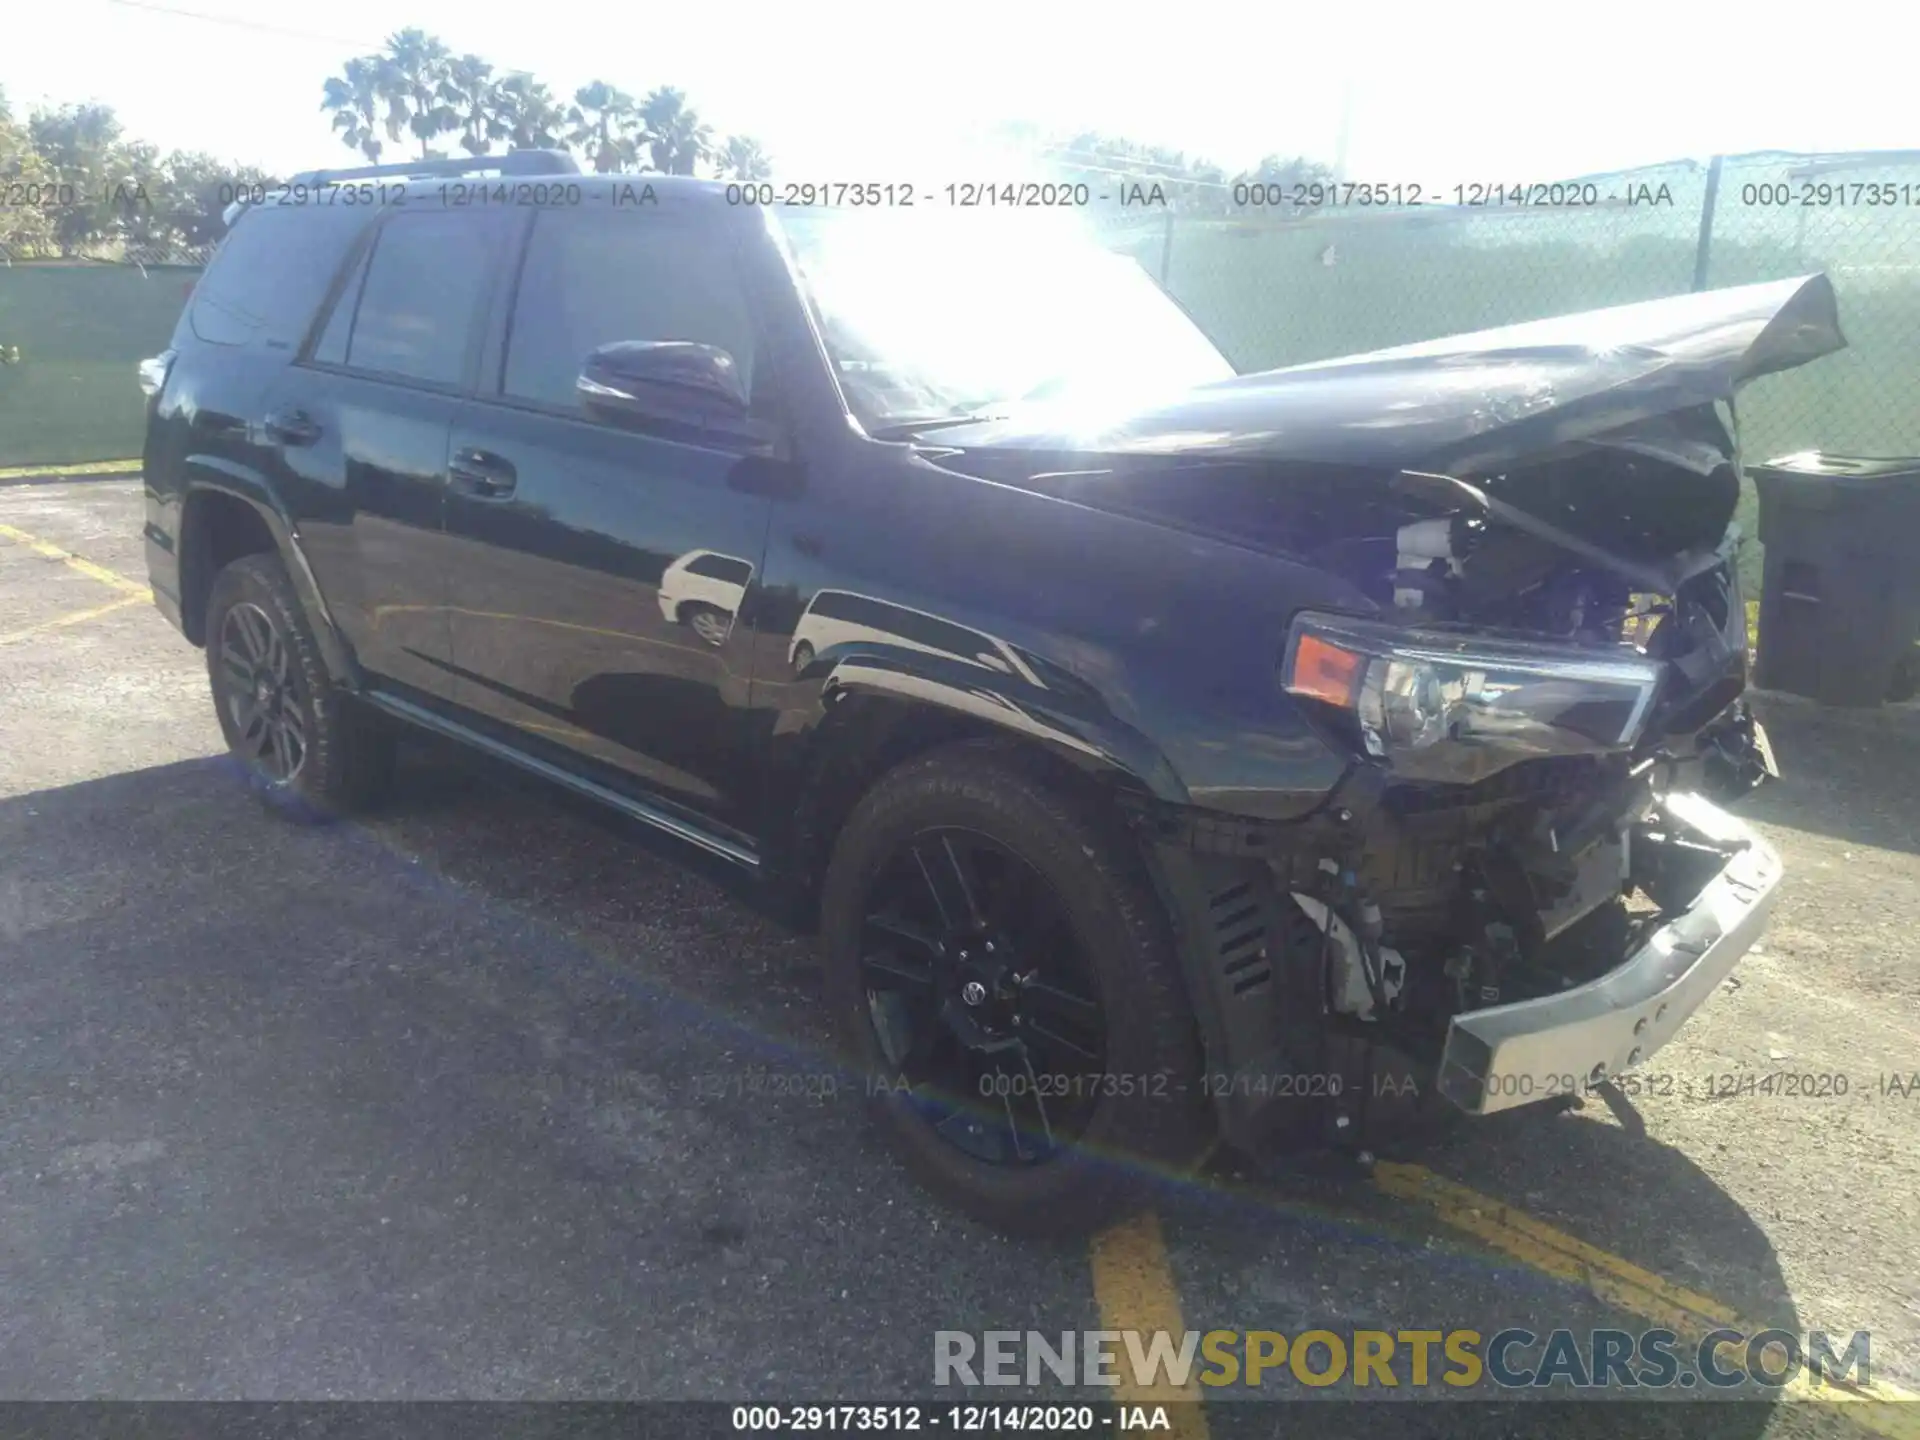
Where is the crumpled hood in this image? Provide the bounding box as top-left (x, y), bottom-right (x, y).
top-left (926, 274), bottom-right (1845, 475)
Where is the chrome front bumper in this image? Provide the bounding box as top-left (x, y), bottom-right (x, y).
top-left (1438, 791), bottom-right (1782, 1116)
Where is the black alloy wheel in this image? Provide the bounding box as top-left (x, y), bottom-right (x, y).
top-left (216, 600), bottom-right (308, 782)
top-left (821, 741), bottom-right (1212, 1235)
top-left (203, 552), bottom-right (394, 820)
top-left (858, 826), bottom-right (1108, 1166)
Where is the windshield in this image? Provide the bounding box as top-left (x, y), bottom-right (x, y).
top-left (776, 209), bottom-right (1235, 433)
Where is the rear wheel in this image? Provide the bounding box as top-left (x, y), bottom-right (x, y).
top-left (681, 602), bottom-right (732, 648)
top-left (821, 742), bottom-right (1211, 1236)
top-left (205, 552), bottom-right (394, 821)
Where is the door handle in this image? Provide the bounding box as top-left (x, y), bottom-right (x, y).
top-left (449, 447), bottom-right (517, 499)
top-left (264, 408), bottom-right (321, 446)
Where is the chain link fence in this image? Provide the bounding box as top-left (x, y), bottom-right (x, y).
top-left (1099, 160), bottom-right (1702, 366)
top-left (1096, 148), bottom-right (1920, 593)
top-left (1098, 149), bottom-right (1920, 461)
top-left (1703, 152), bottom-right (1920, 464)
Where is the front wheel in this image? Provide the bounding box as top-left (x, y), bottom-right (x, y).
top-left (820, 742), bottom-right (1212, 1236)
top-left (205, 552), bottom-right (394, 821)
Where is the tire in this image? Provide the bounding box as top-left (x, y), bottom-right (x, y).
top-left (791, 640), bottom-right (816, 674)
top-left (820, 740), bottom-right (1212, 1236)
top-left (204, 552), bottom-right (394, 822)
top-left (681, 602), bottom-right (732, 648)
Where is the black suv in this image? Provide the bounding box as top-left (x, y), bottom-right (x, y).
top-left (142, 151), bottom-right (1842, 1235)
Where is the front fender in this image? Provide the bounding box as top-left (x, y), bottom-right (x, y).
top-left (818, 647), bottom-right (1189, 802)
top-left (806, 643), bottom-right (1357, 1156)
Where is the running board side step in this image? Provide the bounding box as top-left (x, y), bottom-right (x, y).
top-left (362, 691), bottom-right (760, 871)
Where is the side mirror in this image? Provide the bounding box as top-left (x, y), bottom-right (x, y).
top-left (577, 340), bottom-right (757, 438)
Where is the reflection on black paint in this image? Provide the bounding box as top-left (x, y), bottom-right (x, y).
top-left (789, 589), bottom-right (1045, 685)
top-left (658, 549), bottom-right (755, 646)
top-left (569, 669), bottom-right (738, 773)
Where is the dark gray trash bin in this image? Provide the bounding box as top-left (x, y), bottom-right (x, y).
top-left (1751, 452), bottom-right (1920, 706)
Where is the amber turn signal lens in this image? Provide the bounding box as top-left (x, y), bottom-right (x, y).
top-left (1289, 633), bottom-right (1365, 706)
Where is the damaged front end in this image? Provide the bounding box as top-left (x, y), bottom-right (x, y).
top-left (1439, 791), bottom-right (1779, 1115)
top-left (1145, 743), bottom-right (1782, 1154)
top-left (1122, 276), bottom-right (1843, 1155)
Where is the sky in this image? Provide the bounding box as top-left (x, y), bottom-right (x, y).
top-left (3, 0), bottom-right (1915, 185)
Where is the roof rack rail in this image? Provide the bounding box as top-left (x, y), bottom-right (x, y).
top-left (284, 148), bottom-right (581, 189)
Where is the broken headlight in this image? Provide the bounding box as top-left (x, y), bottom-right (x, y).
top-left (1282, 612), bottom-right (1662, 779)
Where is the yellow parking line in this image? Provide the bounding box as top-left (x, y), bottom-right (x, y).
top-left (0, 459), bottom-right (141, 481)
top-left (1375, 1161), bottom-right (1920, 1434)
top-left (1089, 1209), bottom-right (1209, 1436)
top-left (0, 593), bottom-right (147, 645)
top-left (0, 522), bottom-right (151, 597)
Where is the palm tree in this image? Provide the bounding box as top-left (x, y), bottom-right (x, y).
top-left (321, 56), bottom-right (384, 162)
top-left (492, 74), bottom-right (570, 152)
top-left (567, 82), bottom-right (640, 173)
top-left (376, 28), bottom-right (456, 158)
top-left (638, 87), bottom-right (711, 175)
top-left (440, 54), bottom-right (505, 157)
top-left (715, 135), bottom-right (772, 182)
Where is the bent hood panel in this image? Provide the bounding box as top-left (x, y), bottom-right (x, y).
top-left (932, 274), bottom-right (1845, 475)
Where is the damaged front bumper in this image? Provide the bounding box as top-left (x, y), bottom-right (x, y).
top-left (1436, 790), bottom-right (1781, 1115)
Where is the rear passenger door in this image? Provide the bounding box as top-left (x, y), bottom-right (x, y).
top-left (269, 206), bottom-right (510, 701)
top-left (442, 204), bottom-right (779, 838)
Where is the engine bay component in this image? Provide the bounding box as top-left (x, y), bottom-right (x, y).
top-left (1291, 892), bottom-right (1407, 1020)
top-left (1394, 468), bottom-right (1677, 594)
top-left (1394, 515), bottom-right (1478, 611)
top-left (1695, 699), bottom-right (1781, 800)
top-left (1439, 790), bottom-right (1781, 1115)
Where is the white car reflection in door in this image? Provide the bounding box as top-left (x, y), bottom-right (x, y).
top-left (789, 589), bottom-right (1045, 687)
top-left (658, 549), bottom-right (755, 647)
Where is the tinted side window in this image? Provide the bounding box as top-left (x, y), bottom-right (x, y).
top-left (346, 212), bottom-right (497, 386)
top-left (895, 611), bottom-right (996, 661)
top-left (686, 553), bottom-right (753, 583)
top-left (503, 211), bottom-right (758, 412)
top-left (190, 203), bottom-right (373, 350)
top-left (309, 241), bottom-right (372, 366)
top-left (807, 591), bottom-right (860, 624)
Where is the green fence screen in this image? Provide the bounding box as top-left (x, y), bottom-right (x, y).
top-left (0, 257), bottom-right (202, 469)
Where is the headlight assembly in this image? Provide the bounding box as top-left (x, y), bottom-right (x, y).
top-left (1282, 612), bottom-right (1663, 780)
